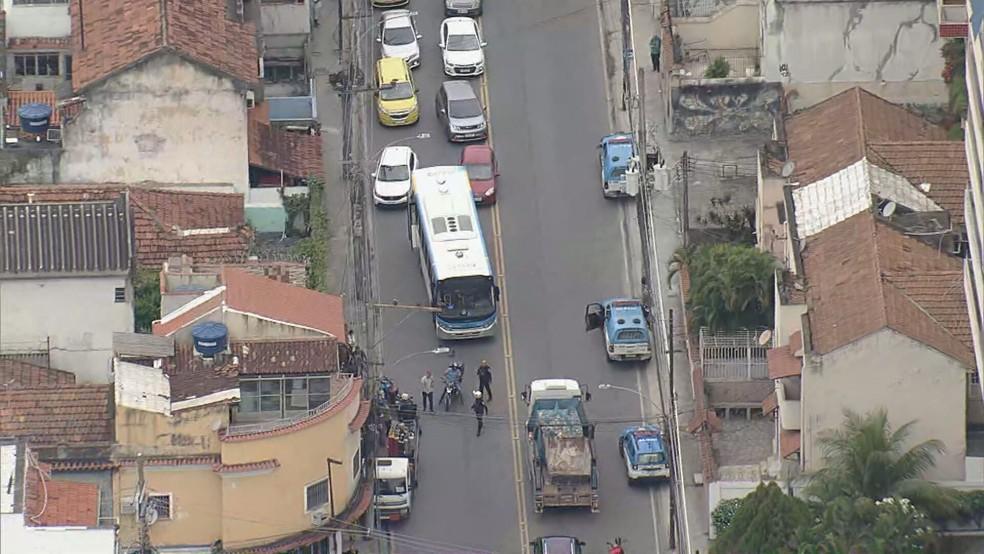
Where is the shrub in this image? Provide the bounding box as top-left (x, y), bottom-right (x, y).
top-left (705, 57), bottom-right (731, 79)
top-left (712, 498), bottom-right (744, 535)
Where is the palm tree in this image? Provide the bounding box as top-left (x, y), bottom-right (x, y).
top-left (805, 409), bottom-right (961, 521)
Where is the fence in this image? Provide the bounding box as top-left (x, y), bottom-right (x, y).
top-left (0, 338), bottom-right (50, 368)
top-left (669, 0), bottom-right (735, 18)
top-left (682, 48), bottom-right (760, 79)
top-left (225, 374), bottom-right (356, 437)
top-left (699, 328), bottom-right (770, 381)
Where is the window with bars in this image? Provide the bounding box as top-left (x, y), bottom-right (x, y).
top-left (305, 478), bottom-right (329, 512)
top-left (148, 494), bottom-right (172, 519)
top-left (114, 288), bottom-right (126, 303)
top-left (14, 53), bottom-right (60, 76)
top-left (239, 376), bottom-right (332, 420)
top-left (352, 446), bottom-right (361, 480)
top-left (263, 60), bottom-right (306, 83)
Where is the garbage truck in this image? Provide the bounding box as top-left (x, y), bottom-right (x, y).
top-left (521, 378), bottom-right (599, 513)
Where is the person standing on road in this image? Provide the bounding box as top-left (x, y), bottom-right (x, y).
top-left (650, 34), bottom-right (662, 72)
top-left (471, 391), bottom-right (489, 436)
top-left (477, 360), bottom-right (493, 402)
top-left (420, 370), bottom-right (434, 412)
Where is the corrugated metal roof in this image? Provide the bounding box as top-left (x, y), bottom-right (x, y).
top-left (113, 332), bottom-right (175, 358)
top-left (0, 199), bottom-right (131, 276)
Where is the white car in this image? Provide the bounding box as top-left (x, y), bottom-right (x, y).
top-left (439, 17), bottom-right (486, 77)
top-left (373, 146), bottom-right (418, 206)
top-left (378, 10), bottom-right (422, 68)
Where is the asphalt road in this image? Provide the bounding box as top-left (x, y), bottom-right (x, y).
top-left (366, 0), bottom-right (669, 552)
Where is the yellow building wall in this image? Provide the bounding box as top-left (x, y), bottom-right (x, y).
top-left (115, 404), bottom-right (229, 458)
top-left (219, 389), bottom-right (363, 549)
top-left (116, 465), bottom-right (223, 548)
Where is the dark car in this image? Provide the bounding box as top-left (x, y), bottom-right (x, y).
top-left (460, 144), bottom-right (498, 204)
top-left (436, 80), bottom-right (488, 143)
top-left (530, 536), bottom-right (585, 554)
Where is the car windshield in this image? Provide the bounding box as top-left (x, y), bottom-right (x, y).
top-left (446, 33), bottom-right (480, 51)
top-left (437, 276), bottom-right (495, 321)
top-left (638, 452), bottom-right (666, 465)
top-left (378, 164), bottom-right (409, 182)
top-left (465, 163), bottom-right (493, 180)
top-left (377, 477), bottom-right (407, 494)
top-left (449, 98), bottom-right (482, 118)
top-left (379, 81), bottom-right (414, 101)
top-left (616, 329), bottom-right (647, 342)
top-left (384, 26), bottom-right (416, 46)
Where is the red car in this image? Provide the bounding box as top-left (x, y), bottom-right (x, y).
top-left (460, 144), bottom-right (498, 205)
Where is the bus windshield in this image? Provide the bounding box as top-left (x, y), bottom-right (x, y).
top-left (437, 276), bottom-right (494, 321)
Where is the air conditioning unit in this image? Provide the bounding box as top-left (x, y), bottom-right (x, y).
top-left (246, 90), bottom-right (256, 109)
top-left (309, 508), bottom-right (330, 526)
top-left (46, 128), bottom-right (61, 143)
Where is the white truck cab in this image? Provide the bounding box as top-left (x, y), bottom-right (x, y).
top-left (374, 457), bottom-right (411, 521)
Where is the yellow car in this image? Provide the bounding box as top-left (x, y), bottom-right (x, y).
top-left (376, 57), bottom-right (419, 127)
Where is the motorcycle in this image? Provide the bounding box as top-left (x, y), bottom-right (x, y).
top-left (607, 537), bottom-right (625, 554)
top-left (441, 362), bottom-right (464, 411)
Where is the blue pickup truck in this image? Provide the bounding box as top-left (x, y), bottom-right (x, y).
top-left (598, 133), bottom-right (640, 198)
top-left (585, 298), bottom-right (653, 361)
top-left (619, 425), bottom-right (670, 483)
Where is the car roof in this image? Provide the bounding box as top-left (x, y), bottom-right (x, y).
top-left (624, 425), bottom-right (665, 451)
top-left (380, 146), bottom-right (412, 166)
top-left (442, 80), bottom-right (478, 100)
top-left (377, 57), bottom-right (411, 80)
top-left (603, 136), bottom-right (635, 168)
top-left (605, 298), bottom-right (646, 317)
top-left (381, 9), bottom-right (413, 21)
top-left (461, 144), bottom-right (493, 163)
top-left (539, 536), bottom-right (579, 554)
top-left (444, 17), bottom-right (477, 33)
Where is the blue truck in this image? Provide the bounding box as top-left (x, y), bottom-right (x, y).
top-left (585, 298), bottom-right (653, 361)
top-left (619, 425), bottom-right (670, 483)
top-left (598, 133), bottom-right (640, 198)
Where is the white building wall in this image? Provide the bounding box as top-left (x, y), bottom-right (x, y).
top-left (965, 0), bottom-right (984, 399)
top-left (801, 329), bottom-right (967, 481)
top-left (0, 515), bottom-right (115, 554)
top-left (2, 0), bottom-right (71, 38)
top-left (59, 54), bottom-right (250, 194)
top-left (0, 276), bottom-right (133, 383)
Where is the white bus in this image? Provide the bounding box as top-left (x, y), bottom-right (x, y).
top-left (408, 166), bottom-right (499, 340)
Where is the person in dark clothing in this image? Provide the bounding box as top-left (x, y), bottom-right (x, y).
top-left (477, 360), bottom-right (493, 401)
top-left (649, 34), bottom-right (662, 72)
top-left (471, 391), bottom-right (489, 436)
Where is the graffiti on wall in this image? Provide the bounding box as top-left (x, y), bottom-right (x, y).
top-left (672, 81), bottom-right (782, 136)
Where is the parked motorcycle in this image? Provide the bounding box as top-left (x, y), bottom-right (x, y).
top-left (607, 537), bottom-right (625, 554)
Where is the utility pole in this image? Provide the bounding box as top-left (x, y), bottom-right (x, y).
top-left (637, 66), bottom-right (648, 190)
top-left (666, 310), bottom-right (678, 550)
top-left (681, 151), bottom-right (690, 247)
top-left (137, 454), bottom-right (152, 554)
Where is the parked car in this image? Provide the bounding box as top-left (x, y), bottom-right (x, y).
top-left (460, 144), bottom-right (498, 204)
top-left (372, 0), bottom-right (409, 9)
top-left (439, 17), bottom-right (486, 77)
top-left (598, 133), bottom-right (640, 198)
top-left (530, 536), bottom-right (586, 554)
top-left (375, 57), bottom-right (419, 127)
top-left (618, 425), bottom-right (670, 483)
top-left (378, 10), bottom-right (422, 68)
top-left (436, 81), bottom-right (487, 142)
top-left (445, 0), bottom-right (482, 17)
top-left (373, 146), bottom-right (418, 206)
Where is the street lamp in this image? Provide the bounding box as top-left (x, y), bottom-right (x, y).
top-left (326, 456), bottom-right (343, 519)
top-left (597, 383), bottom-right (665, 418)
top-left (389, 346), bottom-right (452, 368)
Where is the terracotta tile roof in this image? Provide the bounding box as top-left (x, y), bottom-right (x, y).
top-left (780, 429), bottom-right (801, 458)
top-left (0, 359), bottom-right (76, 387)
top-left (222, 268), bottom-right (346, 339)
top-left (129, 188), bottom-right (250, 267)
top-left (69, 0), bottom-right (258, 91)
top-left (803, 212), bottom-right (973, 366)
top-left (349, 400), bottom-right (371, 432)
top-left (118, 455), bottom-right (220, 467)
top-left (7, 37), bottom-right (71, 50)
top-left (48, 460), bottom-right (116, 472)
top-left (867, 141), bottom-right (970, 225)
top-left (213, 458), bottom-right (280, 473)
top-left (789, 330), bottom-right (803, 353)
top-left (232, 338), bottom-right (340, 375)
top-left (163, 346), bottom-right (240, 401)
top-left (762, 390), bottom-right (778, 414)
top-left (5, 90), bottom-right (61, 127)
top-left (767, 346), bottom-right (802, 379)
top-left (0, 385), bottom-right (114, 446)
top-left (785, 87), bottom-right (948, 186)
top-left (248, 105), bottom-right (324, 180)
top-left (24, 456), bottom-right (100, 527)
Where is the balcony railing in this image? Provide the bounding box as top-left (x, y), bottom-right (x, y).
top-left (225, 374), bottom-right (356, 437)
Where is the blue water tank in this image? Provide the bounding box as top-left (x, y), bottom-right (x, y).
top-left (191, 322), bottom-right (228, 357)
top-left (17, 103), bottom-right (52, 135)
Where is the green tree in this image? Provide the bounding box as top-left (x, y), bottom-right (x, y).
top-left (711, 497), bottom-right (744, 535)
top-left (710, 482), bottom-right (810, 554)
top-left (797, 496), bottom-right (937, 554)
top-left (805, 409), bottom-right (961, 521)
top-left (705, 57), bottom-right (731, 79)
top-left (671, 243), bottom-right (776, 331)
top-left (133, 268), bottom-right (161, 333)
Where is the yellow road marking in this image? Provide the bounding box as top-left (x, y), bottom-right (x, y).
top-left (478, 18), bottom-right (532, 554)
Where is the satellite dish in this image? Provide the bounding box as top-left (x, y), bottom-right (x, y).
top-left (758, 329), bottom-right (773, 346)
top-left (919, 182), bottom-right (932, 193)
top-left (144, 506), bottom-right (159, 526)
top-left (881, 201), bottom-right (897, 218)
top-left (781, 161), bottom-right (795, 178)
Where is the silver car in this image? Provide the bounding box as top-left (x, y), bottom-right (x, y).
top-left (378, 10), bottom-right (422, 68)
top-left (436, 81), bottom-right (487, 143)
top-left (445, 0), bottom-right (482, 17)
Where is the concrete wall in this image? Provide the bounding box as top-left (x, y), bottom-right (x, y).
top-left (756, 161), bottom-right (788, 261)
top-left (115, 404), bottom-right (228, 459)
top-left (801, 329), bottom-right (967, 481)
top-left (671, 79), bottom-right (781, 136)
top-left (219, 389), bottom-right (362, 546)
top-left (169, 309), bottom-right (323, 347)
top-left (116, 465), bottom-right (223, 549)
top-left (59, 54), bottom-right (250, 193)
top-left (675, 0), bottom-right (760, 50)
top-left (1, 514), bottom-right (115, 554)
top-left (761, 0), bottom-right (947, 109)
top-left (0, 275), bottom-right (133, 383)
top-left (774, 292), bottom-right (806, 347)
top-left (261, 1), bottom-right (311, 38)
top-left (2, 0), bottom-right (70, 37)
top-left (0, 148), bottom-right (60, 184)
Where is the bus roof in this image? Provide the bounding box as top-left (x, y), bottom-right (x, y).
top-left (413, 166), bottom-right (493, 281)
